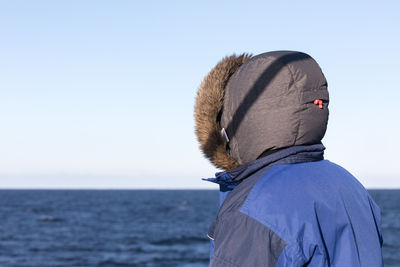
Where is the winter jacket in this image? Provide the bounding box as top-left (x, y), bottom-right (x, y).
top-left (204, 144), bottom-right (383, 266)
top-left (194, 51), bottom-right (383, 266)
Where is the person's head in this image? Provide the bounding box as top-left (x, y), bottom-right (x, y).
top-left (194, 51), bottom-right (329, 171)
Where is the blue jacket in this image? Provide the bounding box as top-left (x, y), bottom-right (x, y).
top-left (205, 144), bottom-right (383, 266)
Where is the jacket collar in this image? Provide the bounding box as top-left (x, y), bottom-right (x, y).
top-left (203, 143), bottom-right (325, 190)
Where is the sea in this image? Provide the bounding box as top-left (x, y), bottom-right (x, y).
top-left (0, 189), bottom-right (398, 267)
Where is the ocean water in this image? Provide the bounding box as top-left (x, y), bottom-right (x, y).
top-left (0, 189), bottom-right (398, 267)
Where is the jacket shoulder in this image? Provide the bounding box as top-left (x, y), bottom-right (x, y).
top-left (240, 160), bottom-right (383, 266)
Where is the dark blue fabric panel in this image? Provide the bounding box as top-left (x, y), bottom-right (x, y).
top-left (207, 166), bottom-right (271, 259)
top-left (210, 211), bottom-right (286, 267)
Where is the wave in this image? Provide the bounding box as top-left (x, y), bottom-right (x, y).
top-left (150, 236), bottom-right (208, 246)
top-left (37, 215), bottom-right (64, 222)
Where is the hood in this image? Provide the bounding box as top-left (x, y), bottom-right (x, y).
top-left (194, 51), bottom-right (329, 170)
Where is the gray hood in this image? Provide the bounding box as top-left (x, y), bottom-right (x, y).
top-left (194, 51), bottom-right (329, 170)
top-left (221, 51), bottom-right (329, 165)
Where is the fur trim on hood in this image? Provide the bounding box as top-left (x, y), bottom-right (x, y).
top-left (194, 53), bottom-right (252, 170)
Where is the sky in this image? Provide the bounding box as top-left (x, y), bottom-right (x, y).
top-left (0, 0), bottom-right (399, 189)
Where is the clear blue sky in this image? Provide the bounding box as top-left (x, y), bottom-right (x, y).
top-left (0, 0), bottom-right (399, 188)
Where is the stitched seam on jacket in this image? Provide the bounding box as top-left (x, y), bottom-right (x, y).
top-left (241, 176), bottom-right (319, 246)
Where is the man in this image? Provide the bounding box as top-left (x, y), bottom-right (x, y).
top-left (194, 51), bottom-right (383, 266)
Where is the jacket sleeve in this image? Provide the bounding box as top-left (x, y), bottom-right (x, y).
top-left (208, 211), bottom-right (286, 267)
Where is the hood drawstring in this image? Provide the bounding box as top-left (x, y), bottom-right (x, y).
top-left (314, 99), bottom-right (323, 109)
